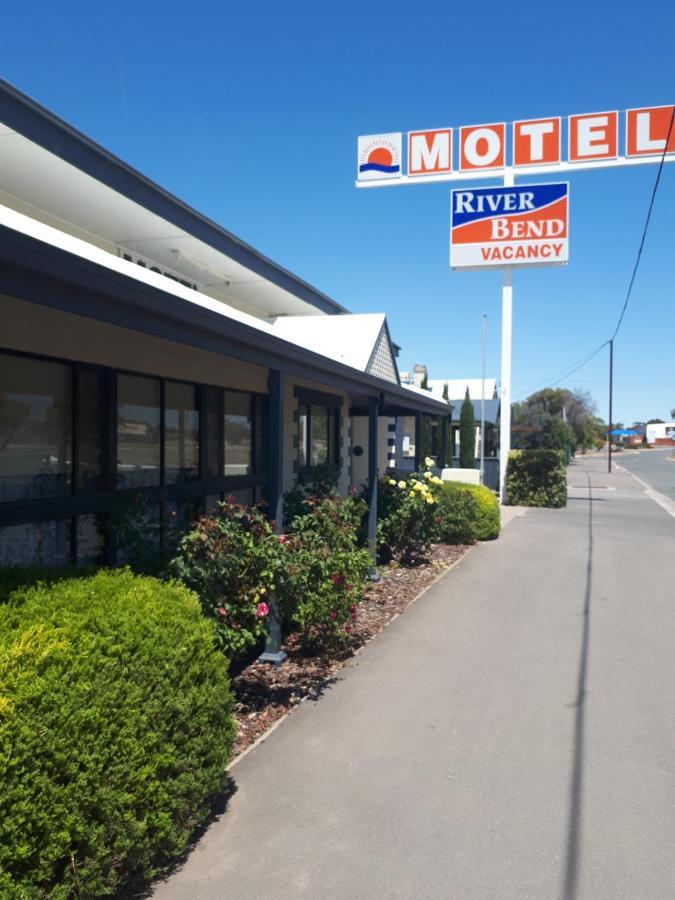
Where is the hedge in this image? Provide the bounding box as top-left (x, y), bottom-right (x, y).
top-left (439, 482), bottom-right (501, 540)
top-left (0, 569), bottom-right (235, 898)
top-left (505, 449), bottom-right (567, 508)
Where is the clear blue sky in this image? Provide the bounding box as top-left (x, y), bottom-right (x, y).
top-left (3, 0), bottom-right (674, 424)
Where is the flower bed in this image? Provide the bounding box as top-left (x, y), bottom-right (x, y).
top-left (230, 541), bottom-right (468, 758)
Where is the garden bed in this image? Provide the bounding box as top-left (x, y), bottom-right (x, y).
top-left (230, 542), bottom-right (469, 759)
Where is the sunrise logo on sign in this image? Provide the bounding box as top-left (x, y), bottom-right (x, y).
top-left (357, 133), bottom-right (402, 181)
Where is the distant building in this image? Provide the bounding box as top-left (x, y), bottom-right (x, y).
top-left (646, 422), bottom-right (675, 445)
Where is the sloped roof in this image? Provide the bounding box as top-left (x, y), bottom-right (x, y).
top-left (270, 313), bottom-right (399, 383)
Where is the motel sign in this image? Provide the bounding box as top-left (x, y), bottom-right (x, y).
top-left (355, 103), bottom-right (675, 502)
top-left (356, 105), bottom-right (675, 184)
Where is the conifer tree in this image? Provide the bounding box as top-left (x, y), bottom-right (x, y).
top-left (459, 388), bottom-right (476, 469)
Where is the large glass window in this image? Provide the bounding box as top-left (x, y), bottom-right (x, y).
top-left (165, 382), bottom-right (199, 482)
top-left (117, 374), bottom-right (161, 488)
top-left (224, 391), bottom-right (252, 476)
top-left (0, 354), bottom-right (72, 501)
top-left (205, 386), bottom-right (222, 477)
top-left (76, 367), bottom-right (106, 492)
top-left (0, 519), bottom-right (71, 566)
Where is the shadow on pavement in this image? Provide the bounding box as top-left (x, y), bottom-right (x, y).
top-left (560, 472), bottom-right (593, 900)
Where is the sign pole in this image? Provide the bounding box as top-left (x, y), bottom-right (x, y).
top-left (608, 338), bottom-right (613, 473)
top-left (499, 168), bottom-right (515, 503)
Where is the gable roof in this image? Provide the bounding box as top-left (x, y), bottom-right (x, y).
top-left (270, 313), bottom-right (399, 383)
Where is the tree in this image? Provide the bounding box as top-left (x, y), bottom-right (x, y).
top-left (421, 372), bottom-right (429, 391)
top-left (648, 418), bottom-right (665, 425)
top-left (459, 388), bottom-right (476, 469)
top-left (442, 382), bottom-right (451, 467)
top-left (419, 414), bottom-right (431, 464)
top-left (511, 387), bottom-right (600, 452)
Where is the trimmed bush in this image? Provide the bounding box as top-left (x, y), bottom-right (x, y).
top-left (277, 494), bottom-right (372, 644)
top-left (0, 565), bottom-right (94, 605)
top-left (169, 500), bottom-right (283, 660)
top-left (442, 482), bottom-right (501, 540)
top-left (505, 449), bottom-right (567, 508)
top-left (432, 484), bottom-right (480, 544)
top-left (0, 570), bottom-right (235, 898)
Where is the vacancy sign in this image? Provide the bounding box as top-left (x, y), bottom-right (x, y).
top-left (357, 105), bottom-right (674, 183)
top-left (450, 183), bottom-right (569, 269)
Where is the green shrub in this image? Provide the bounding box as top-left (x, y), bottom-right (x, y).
top-left (441, 482), bottom-right (501, 540)
top-left (277, 494), bottom-right (371, 644)
top-left (0, 570), bottom-right (235, 898)
top-left (0, 565), bottom-right (94, 605)
top-left (459, 389), bottom-right (476, 469)
top-left (505, 449), bottom-right (567, 508)
top-left (283, 464), bottom-right (338, 527)
top-left (432, 484), bottom-right (480, 544)
top-left (376, 471), bottom-right (438, 564)
top-left (169, 500), bottom-right (283, 660)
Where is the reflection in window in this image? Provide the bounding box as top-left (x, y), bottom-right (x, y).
top-left (77, 368), bottom-right (106, 492)
top-left (224, 392), bottom-right (252, 476)
top-left (311, 405), bottom-right (329, 465)
top-left (0, 519), bottom-right (71, 566)
top-left (205, 387), bottom-right (222, 477)
top-left (76, 514), bottom-right (104, 566)
top-left (298, 402), bottom-right (338, 468)
top-left (0, 354), bottom-right (72, 501)
top-left (165, 382), bottom-right (199, 483)
top-left (298, 405), bottom-right (309, 468)
top-left (117, 375), bottom-right (161, 488)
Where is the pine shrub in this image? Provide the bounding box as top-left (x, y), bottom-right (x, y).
top-left (0, 570), bottom-right (235, 897)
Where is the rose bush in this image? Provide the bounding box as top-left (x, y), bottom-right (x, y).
top-left (169, 499), bottom-right (283, 660)
top-left (375, 462), bottom-right (442, 564)
top-left (277, 494), bottom-right (371, 645)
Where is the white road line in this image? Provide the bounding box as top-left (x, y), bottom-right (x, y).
top-left (616, 464), bottom-right (675, 519)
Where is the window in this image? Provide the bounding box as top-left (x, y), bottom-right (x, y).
top-left (76, 367), bottom-right (107, 492)
top-left (225, 391), bottom-right (252, 476)
top-left (165, 382), bottom-right (199, 483)
top-left (0, 519), bottom-right (71, 566)
top-left (117, 374), bottom-right (161, 488)
top-left (0, 354), bottom-right (72, 501)
top-left (298, 403), bottom-right (339, 468)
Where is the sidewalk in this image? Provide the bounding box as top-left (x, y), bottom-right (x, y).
top-left (153, 457), bottom-right (675, 900)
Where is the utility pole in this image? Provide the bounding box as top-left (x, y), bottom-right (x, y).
top-left (608, 338), bottom-right (614, 474)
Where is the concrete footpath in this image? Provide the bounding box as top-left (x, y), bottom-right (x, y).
top-left (153, 457), bottom-right (675, 900)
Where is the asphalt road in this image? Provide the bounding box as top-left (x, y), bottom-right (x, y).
top-left (614, 446), bottom-right (675, 502)
top-left (153, 457), bottom-right (675, 900)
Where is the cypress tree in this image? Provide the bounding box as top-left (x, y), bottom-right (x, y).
top-left (459, 388), bottom-right (476, 469)
top-left (442, 383), bottom-right (450, 467)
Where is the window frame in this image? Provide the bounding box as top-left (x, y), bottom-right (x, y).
top-left (0, 346), bottom-right (268, 565)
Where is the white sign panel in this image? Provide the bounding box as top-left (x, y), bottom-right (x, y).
top-left (357, 132), bottom-right (402, 182)
top-left (450, 182), bottom-right (569, 269)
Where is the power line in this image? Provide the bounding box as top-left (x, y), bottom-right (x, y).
top-left (610, 105), bottom-right (675, 341)
top-left (514, 340), bottom-right (608, 400)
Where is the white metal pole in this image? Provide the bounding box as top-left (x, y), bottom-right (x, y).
top-left (480, 313), bottom-right (487, 485)
top-left (499, 168), bottom-right (514, 503)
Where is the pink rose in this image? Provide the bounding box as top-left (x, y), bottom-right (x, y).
top-left (256, 602), bottom-right (269, 618)
top-left (329, 611), bottom-right (337, 621)
top-left (216, 607), bottom-right (226, 617)
top-left (278, 534), bottom-right (288, 544)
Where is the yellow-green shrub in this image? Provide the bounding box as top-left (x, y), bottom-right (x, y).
top-left (0, 570), bottom-right (235, 898)
top-left (440, 482), bottom-right (501, 540)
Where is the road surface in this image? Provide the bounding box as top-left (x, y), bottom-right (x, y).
top-left (153, 457), bottom-right (675, 900)
top-left (614, 446), bottom-right (675, 502)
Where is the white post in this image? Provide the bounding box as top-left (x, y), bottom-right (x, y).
top-left (499, 168), bottom-right (514, 503)
top-left (480, 313), bottom-right (487, 485)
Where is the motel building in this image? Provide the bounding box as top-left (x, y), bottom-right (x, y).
top-left (0, 81), bottom-right (450, 567)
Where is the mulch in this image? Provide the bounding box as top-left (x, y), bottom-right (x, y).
top-left (230, 542), bottom-right (469, 759)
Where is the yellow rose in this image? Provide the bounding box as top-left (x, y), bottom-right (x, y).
top-left (424, 471), bottom-right (432, 480)
top-left (426, 496), bottom-right (435, 504)
top-left (398, 480), bottom-right (406, 489)
top-left (388, 478), bottom-right (397, 486)
top-left (424, 456), bottom-right (434, 467)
